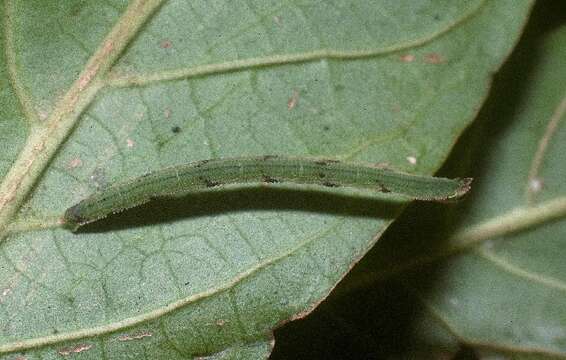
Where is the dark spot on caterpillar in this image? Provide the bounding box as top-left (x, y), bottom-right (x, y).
top-left (323, 182), bottom-right (339, 188)
top-left (171, 126), bottom-right (181, 133)
top-left (195, 159), bottom-right (210, 168)
top-left (205, 179), bottom-right (222, 188)
top-left (376, 181), bottom-right (391, 193)
top-left (318, 172), bottom-right (326, 179)
top-left (262, 175), bottom-right (280, 183)
top-left (315, 159), bottom-right (340, 166)
top-left (262, 155), bottom-right (278, 161)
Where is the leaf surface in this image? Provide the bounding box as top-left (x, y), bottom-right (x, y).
top-left (0, 1), bottom-right (532, 358)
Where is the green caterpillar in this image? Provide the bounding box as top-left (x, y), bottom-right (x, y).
top-left (64, 155), bottom-right (472, 230)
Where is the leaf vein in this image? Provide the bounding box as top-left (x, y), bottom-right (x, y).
top-left (106, 0), bottom-right (488, 88)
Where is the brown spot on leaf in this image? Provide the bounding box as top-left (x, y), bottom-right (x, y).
top-left (68, 158), bottom-right (82, 169)
top-left (424, 53), bottom-right (445, 64)
top-left (399, 54), bottom-right (415, 62)
top-left (287, 90), bottom-right (299, 110)
top-left (58, 343), bottom-right (93, 356)
top-left (117, 331), bottom-right (152, 341)
top-left (160, 39), bottom-right (172, 49)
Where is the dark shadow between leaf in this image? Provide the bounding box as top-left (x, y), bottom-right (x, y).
top-left (74, 186), bottom-right (404, 233)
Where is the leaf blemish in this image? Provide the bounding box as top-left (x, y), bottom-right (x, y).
top-left (529, 177), bottom-right (543, 193)
top-left (287, 90), bottom-right (299, 110)
top-left (0, 287), bottom-right (12, 302)
top-left (117, 331), bottom-right (152, 341)
top-left (57, 343), bottom-right (93, 356)
top-left (68, 158), bottom-right (82, 169)
top-left (424, 53), bottom-right (445, 64)
top-left (171, 126), bottom-right (181, 134)
top-left (322, 182), bottom-right (339, 188)
top-left (399, 54), bottom-right (415, 62)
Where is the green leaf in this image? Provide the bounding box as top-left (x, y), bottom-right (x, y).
top-left (404, 24), bottom-right (566, 358)
top-left (277, 4), bottom-right (565, 358)
top-left (0, 1), bottom-right (532, 358)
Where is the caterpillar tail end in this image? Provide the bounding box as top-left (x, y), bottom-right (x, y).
top-left (450, 177), bottom-right (473, 199)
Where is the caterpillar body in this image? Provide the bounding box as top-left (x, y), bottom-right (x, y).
top-left (64, 155), bottom-right (472, 230)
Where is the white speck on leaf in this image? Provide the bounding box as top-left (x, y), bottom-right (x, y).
top-left (0, 288), bottom-right (11, 302)
top-left (529, 177), bottom-right (543, 193)
top-left (406, 156), bottom-right (417, 165)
